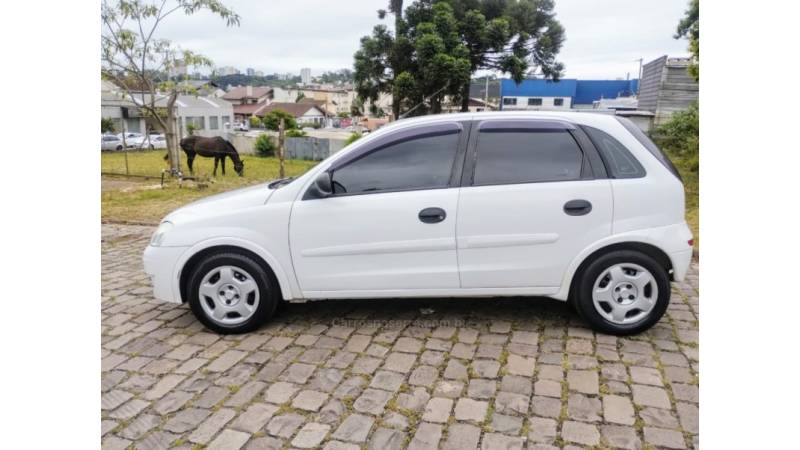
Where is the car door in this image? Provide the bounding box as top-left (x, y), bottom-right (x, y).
top-left (456, 119), bottom-right (613, 289)
top-left (289, 121), bottom-right (470, 296)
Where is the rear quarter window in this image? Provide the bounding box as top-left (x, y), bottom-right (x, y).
top-left (616, 117), bottom-right (682, 181)
top-left (582, 126), bottom-right (645, 179)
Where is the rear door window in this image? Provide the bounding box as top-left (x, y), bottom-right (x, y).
top-left (473, 130), bottom-right (583, 185)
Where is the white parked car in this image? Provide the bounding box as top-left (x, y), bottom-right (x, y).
top-left (116, 132), bottom-right (143, 143)
top-left (101, 134), bottom-right (124, 151)
top-left (129, 134), bottom-right (167, 150)
top-left (144, 112), bottom-right (692, 335)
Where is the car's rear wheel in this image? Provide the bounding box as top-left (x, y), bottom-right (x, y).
top-left (573, 250), bottom-right (670, 335)
top-left (116, 145), bottom-right (123, 151)
top-left (187, 251), bottom-right (279, 334)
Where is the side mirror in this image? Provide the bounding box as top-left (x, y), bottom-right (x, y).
top-left (313, 171), bottom-right (333, 198)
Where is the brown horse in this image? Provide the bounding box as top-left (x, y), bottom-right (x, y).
top-left (165, 135), bottom-right (244, 176)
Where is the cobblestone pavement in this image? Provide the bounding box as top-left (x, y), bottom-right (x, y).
top-left (102, 224), bottom-right (699, 450)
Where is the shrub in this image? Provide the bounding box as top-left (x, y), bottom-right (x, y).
top-left (186, 123), bottom-right (198, 136)
top-left (286, 129), bottom-right (307, 138)
top-left (101, 117), bottom-right (115, 134)
top-left (344, 132), bottom-right (362, 146)
top-left (262, 109), bottom-right (297, 131)
top-left (254, 133), bottom-right (276, 157)
top-left (298, 121), bottom-right (322, 129)
top-left (651, 102), bottom-right (699, 172)
top-left (249, 116), bottom-right (262, 128)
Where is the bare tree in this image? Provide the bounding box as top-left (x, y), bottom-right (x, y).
top-left (101, 0), bottom-right (239, 175)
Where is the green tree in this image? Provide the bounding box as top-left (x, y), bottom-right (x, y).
top-left (249, 115), bottom-right (262, 128)
top-left (675, 0), bottom-right (699, 81)
top-left (262, 109), bottom-right (297, 131)
top-left (101, 0), bottom-right (239, 174)
top-left (653, 102), bottom-right (699, 171)
top-left (354, 0), bottom-right (565, 116)
top-left (344, 132), bottom-right (363, 146)
top-left (101, 117), bottom-right (116, 134)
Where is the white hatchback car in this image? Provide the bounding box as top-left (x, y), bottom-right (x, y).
top-left (143, 112), bottom-right (692, 335)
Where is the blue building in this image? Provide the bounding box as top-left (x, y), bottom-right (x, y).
top-left (500, 78), bottom-right (639, 110)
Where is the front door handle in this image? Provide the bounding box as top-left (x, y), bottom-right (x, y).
top-left (419, 207), bottom-right (446, 224)
top-left (564, 199), bottom-right (592, 216)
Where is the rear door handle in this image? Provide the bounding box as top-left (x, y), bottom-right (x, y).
top-left (563, 199), bottom-right (592, 216)
top-left (419, 207), bottom-right (446, 224)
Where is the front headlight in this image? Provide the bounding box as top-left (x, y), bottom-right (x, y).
top-left (150, 221), bottom-right (174, 246)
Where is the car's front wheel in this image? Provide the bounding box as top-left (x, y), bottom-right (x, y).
top-left (573, 250), bottom-right (670, 335)
top-left (187, 251), bottom-right (279, 334)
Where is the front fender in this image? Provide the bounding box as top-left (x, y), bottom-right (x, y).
top-left (171, 236), bottom-right (299, 302)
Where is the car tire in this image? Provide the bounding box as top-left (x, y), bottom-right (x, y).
top-left (116, 145), bottom-right (123, 151)
top-left (572, 250), bottom-right (670, 335)
top-left (187, 251), bottom-right (279, 334)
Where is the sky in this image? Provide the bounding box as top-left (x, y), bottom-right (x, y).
top-left (153, 0), bottom-right (692, 80)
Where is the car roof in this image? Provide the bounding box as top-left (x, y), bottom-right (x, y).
top-left (387, 110), bottom-right (621, 131)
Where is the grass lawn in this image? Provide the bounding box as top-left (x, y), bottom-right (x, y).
top-left (101, 151), bottom-right (318, 223)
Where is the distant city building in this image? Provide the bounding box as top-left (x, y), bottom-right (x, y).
top-left (254, 70), bottom-right (264, 77)
top-left (246, 68), bottom-right (255, 76)
top-left (638, 55), bottom-right (698, 125)
top-left (216, 66), bottom-right (240, 76)
top-left (499, 78), bottom-right (639, 111)
top-left (300, 68), bottom-right (311, 85)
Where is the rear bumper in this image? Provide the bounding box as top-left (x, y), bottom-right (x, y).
top-left (142, 245), bottom-right (189, 303)
top-left (669, 248), bottom-right (693, 282)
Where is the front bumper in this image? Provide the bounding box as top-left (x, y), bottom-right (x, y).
top-left (142, 244), bottom-right (189, 303)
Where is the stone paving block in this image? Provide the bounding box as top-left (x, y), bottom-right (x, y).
top-left (531, 395), bottom-right (562, 418)
top-left (454, 398), bottom-right (488, 422)
top-left (603, 394), bottom-right (635, 425)
top-left (644, 426), bottom-right (687, 449)
top-left (292, 423), bottom-right (330, 449)
top-left (280, 362), bottom-right (316, 384)
top-left (422, 397), bottom-right (453, 423)
top-left (207, 429), bottom-right (251, 450)
top-left (491, 413), bottom-right (522, 434)
top-left (472, 360), bottom-right (501, 378)
top-left (494, 391), bottom-right (529, 415)
top-left (408, 422), bottom-right (443, 450)
top-left (163, 408), bottom-right (211, 433)
top-left (630, 366), bottom-right (664, 386)
top-left (369, 427), bottom-right (406, 450)
top-left (409, 365), bottom-right (439, 386)
top-left (468, 378), bottom-right (497, 399)
top-left (266, 413), bottom-right (305, 438)
top-left (383, 352), bottom-right (417, 372)
top-left (561, 420), bottom-right (600, 446)
top-left (481, 432), bottom-right (524, 450)
top-left (332, 414), bottom-right (374, 443)
top-left (264, 381), bottom-right (299, 404)
top-left (119, 414), bottom-right (160, 440)
top-left (506, 354), bottom-right (535, 376)
top-left (444, 359), bottom-right (468, 380)
top-left (231, 403), bottom-right (279, 433)
top-left (567, 393), bottom-right (602, 422)
top-left (600, 424), bottom-right (641, 450)
top-left (433, 380), bottom-right (464, 398)
top-left (292, 390), bottom-right (330, 412)
top-left (528, 417), bottom-right (557, 444)
top-left (354, 388), bottom-right (393, 415)
top-left (371, 370), bottom-right (405, 392)
top-left (246, 436), bottom-right (284, 449)
top-left (567, 370), bottom-right (599, 395)
top-left (190, 408), bottom-right (237, 444)
top-left (632, 384), bottom-right (672, 409)
top-left (442, 423), bottom-right (481, 450)
top-left (534, 379), bottom-right (561, 398)
top-left (677, 401), bottom-right (699, 434)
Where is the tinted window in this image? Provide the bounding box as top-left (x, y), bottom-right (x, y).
top-left (616, 117), bottom-right (681, 181)
top-left (474, 130), bottom-right (583, 185)
top-left (331, 132), bottom-right (459, 195)
top-left (503, 98), bottom-right (517, 105)
top-left (554, 98), bottom-right (564, 106)
top-left (583, 126), bottom-right (645, 179)
top-left (528, 98), bottom-right (543, 106)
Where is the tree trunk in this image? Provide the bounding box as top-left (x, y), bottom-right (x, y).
top-left (460, 80), bottom-right (471, 112)
top-left (278, 118), bottom-right (286, 179)
top-left (165, 90), bottom-right (181, 174)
